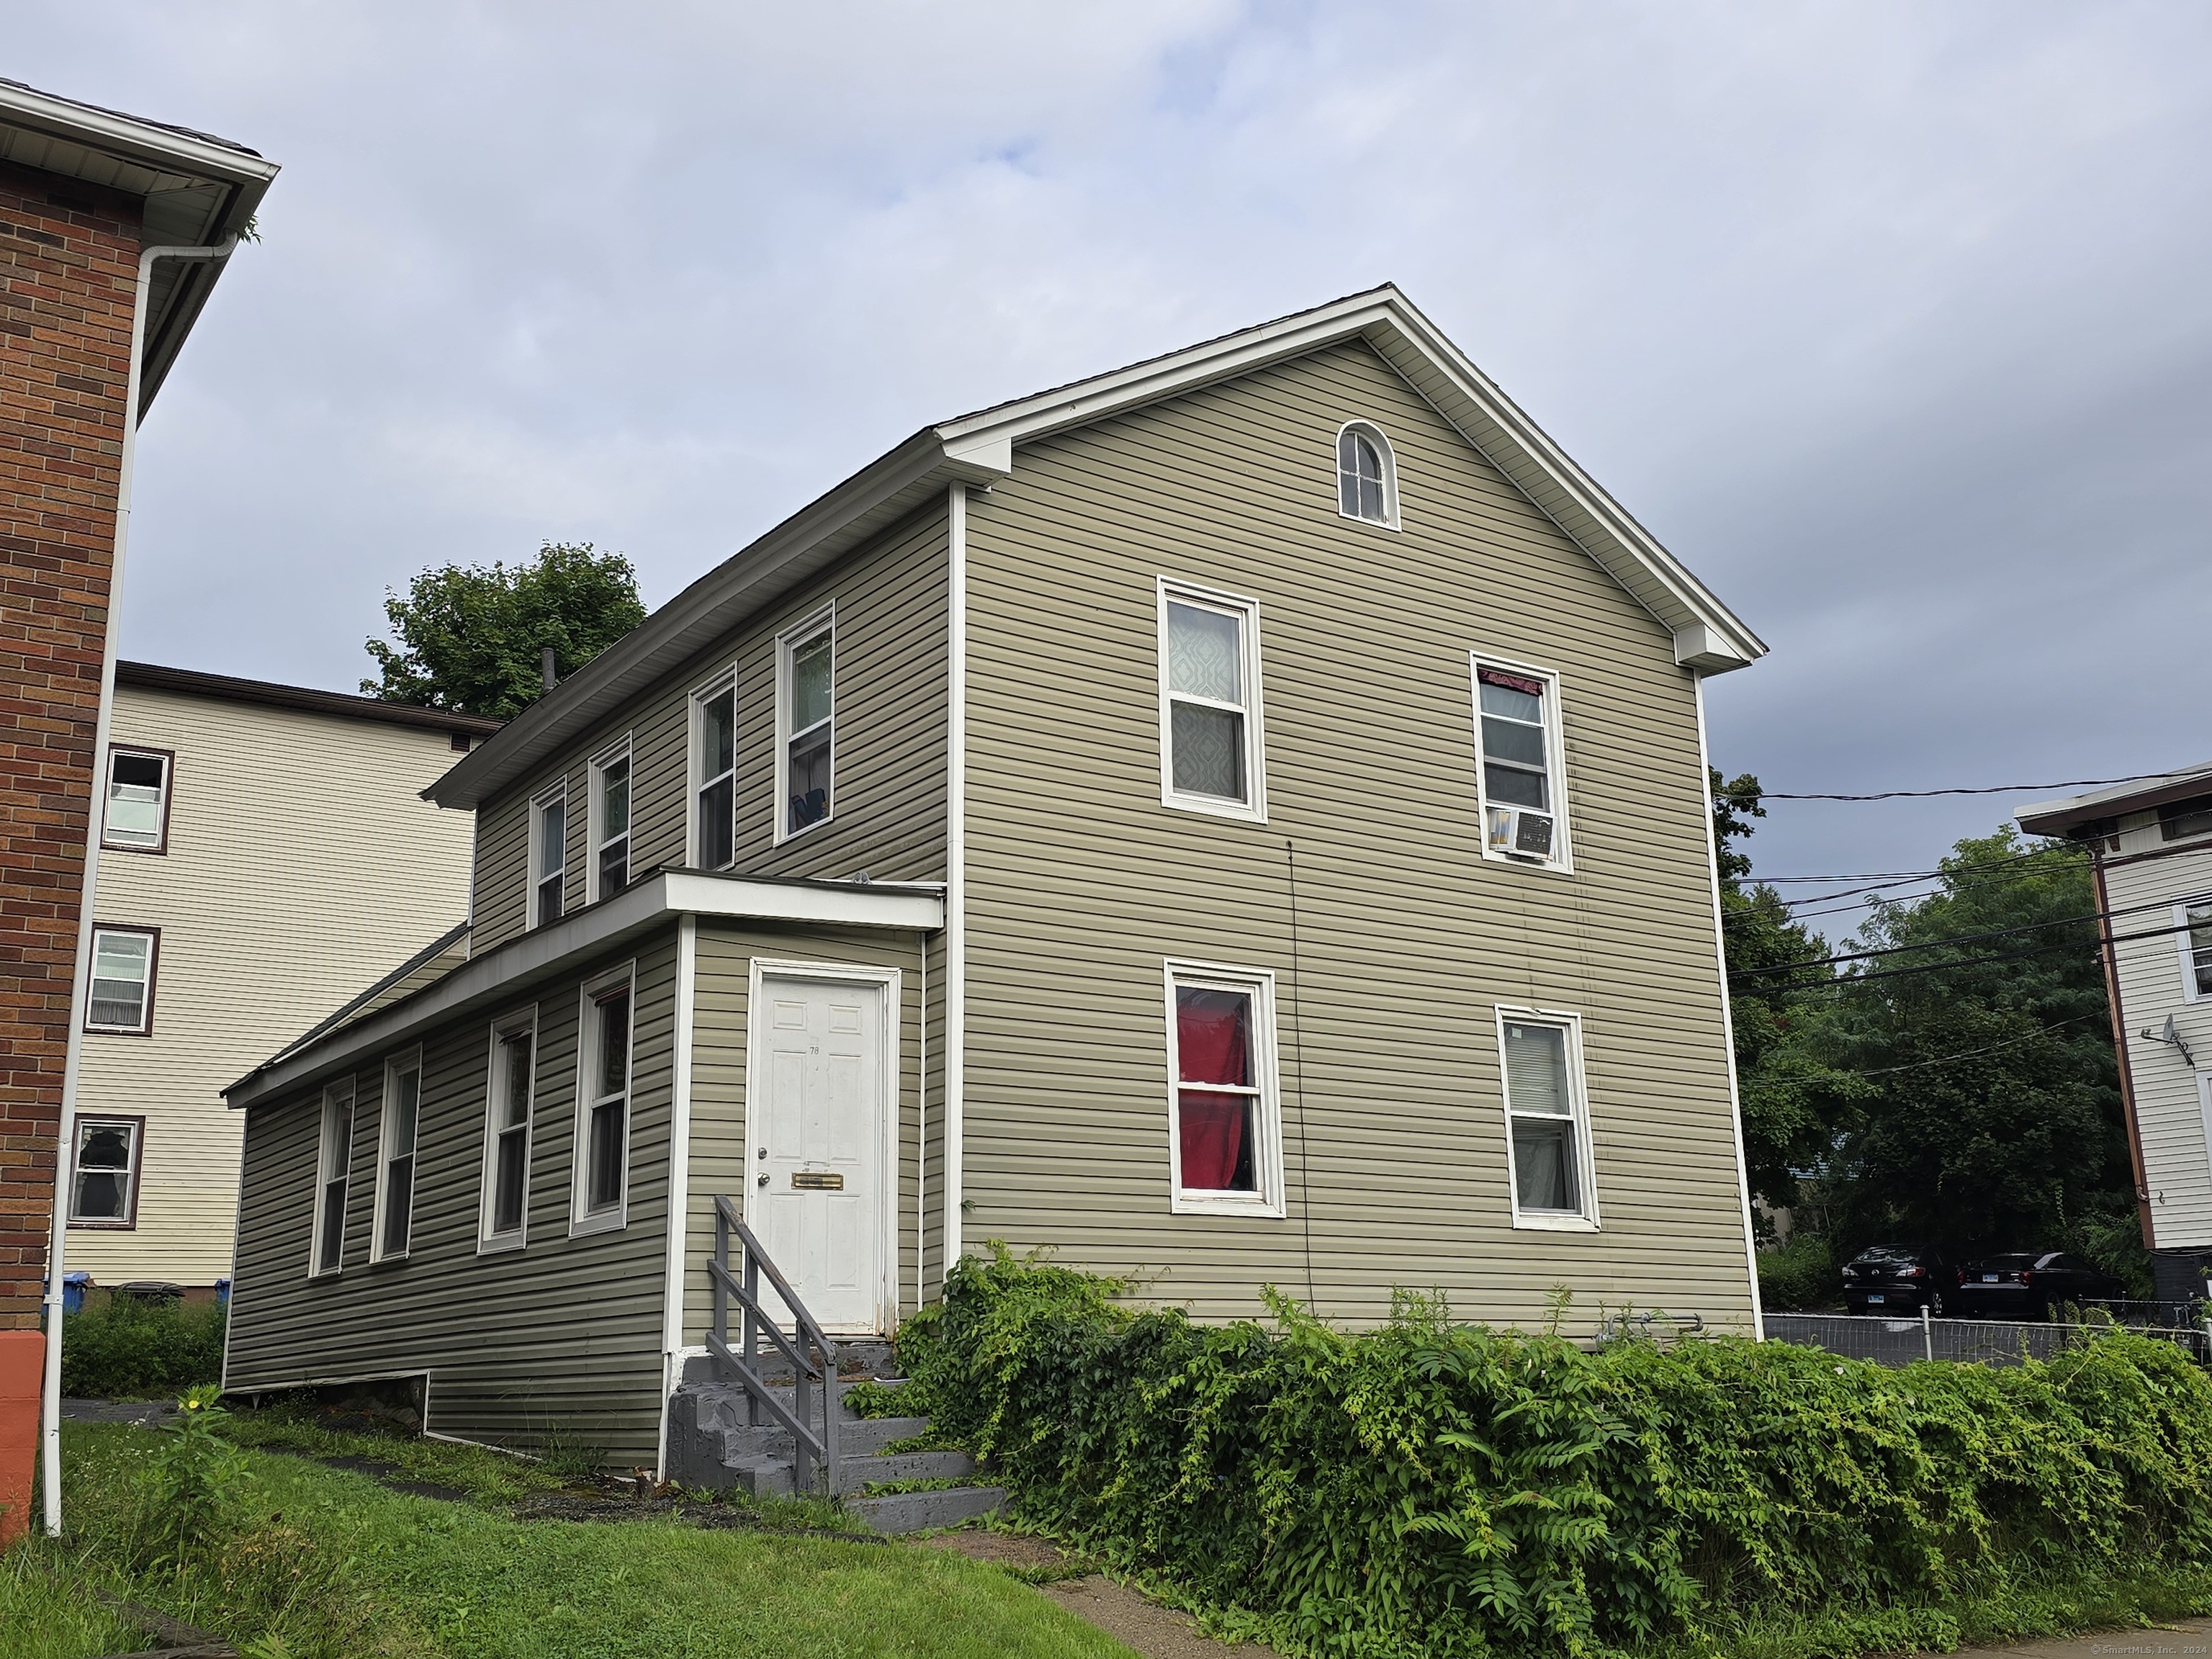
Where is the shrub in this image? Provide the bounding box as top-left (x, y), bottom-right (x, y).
top-left (1754, 1235), bottom-right (1837, 1311)
top-left (890, 1247), bottom-right (2212, 1656)
top-left (60, 1296), bottom-right (226, 1398)
top-left (131, 1385), bottom-right (253, 1572)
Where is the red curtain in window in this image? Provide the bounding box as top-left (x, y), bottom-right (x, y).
top-left (1177, 989), bottom-right (1250, 1190)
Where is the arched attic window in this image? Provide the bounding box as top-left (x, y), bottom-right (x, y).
top-left (1336, 423), bottom-right (1398, 527)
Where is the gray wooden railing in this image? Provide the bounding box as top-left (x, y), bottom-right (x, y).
top-left (708, 1194), bottom-right (842, 1495)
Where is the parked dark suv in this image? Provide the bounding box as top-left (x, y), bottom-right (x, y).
top-left (1840, 1244), bottom-right (1948, 1314)
top-left (1950, 1251), bottom-right (2123, 1320)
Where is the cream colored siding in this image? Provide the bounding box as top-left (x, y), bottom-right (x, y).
top-left (2102, 813), bottom-right (2212, 1249)
top-left (683, 920), bottom-right (935, 1343)
top-left (960, 339), bottom-right (1754, 1329)
top-left (472, 505), bottom-right (949, 952)
top-left (72, 687), bottom-right (475, 1286)
top-left (227, 932), bottom-right (679, 1462)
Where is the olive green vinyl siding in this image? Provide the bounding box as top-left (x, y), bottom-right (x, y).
top-left (959, 338), bottom-right (1754, 1331)
top-left (225, 930), bottom-right (681, 1465)
top-left (471, 505), bottom-right (949, 951)
top-left (683, 920), bottom-right (936, 1343)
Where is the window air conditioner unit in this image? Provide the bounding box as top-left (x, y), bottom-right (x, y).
top-left (1487, 806), bottom-right (1555, 860)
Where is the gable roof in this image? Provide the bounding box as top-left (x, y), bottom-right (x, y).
top-left (0, 78), bottom-right (279, 410)
top-left (426, 284), bottom-right (1766, 811)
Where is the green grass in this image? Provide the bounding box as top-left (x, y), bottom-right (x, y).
top-left (19, 1424), bottom-right (1138, 1659)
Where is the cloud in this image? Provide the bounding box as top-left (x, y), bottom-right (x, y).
top-left (13, 0), bottom-right (2211, 880)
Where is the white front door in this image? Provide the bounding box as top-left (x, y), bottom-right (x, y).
top-left (747, 971), bottom-right (889, 1335)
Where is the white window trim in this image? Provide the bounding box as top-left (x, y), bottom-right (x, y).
top-left (1334, 419), bottom-right (1401, 530)
top-left (570, 960), bottom-right (638, 1236)
top-left (2200, 1072), bottom-right (2212, 1187)
top-left (370, 1047), bottom-right (423, 1263)
top-left (2177, 899), bottom-right (2212, 1005)
top-left (310, 1078), bottom-right (355, 1278)
top-left (1470, 652), bottom-right (1574, 875)
top-left (688, 665), bottom-right (739, 870)
top-left (67, 1114), bottom-right (143, 1228)
top-left (84, 924), bottom-right (158, 1035)
top-left (774, 605), bottom-right (837, 845)
top-left (1156, 578), bottom-right (1269, 825)
top-left (1494, 1005), bottom-right (1600, 1232)
top-left (586, 734), bottom-right (634, 905)
top-left (478, 1007), bottom-right (538, 1253)
top-left (1162, 958), bottom-right (1286, 1218)
top-left (529, 783), bottom-right (568, 930)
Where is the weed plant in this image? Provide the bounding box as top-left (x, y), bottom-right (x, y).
top-left (60, 1295), bottom-right (225, 1398)
top-left (884, 1246), bottom-right (2212, 1658)
top-left (1752, 1236), bottom-right (1837, 1312)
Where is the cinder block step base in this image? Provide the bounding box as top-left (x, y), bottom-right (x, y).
top-left (844, 1484), bottom-right (1004, 1534)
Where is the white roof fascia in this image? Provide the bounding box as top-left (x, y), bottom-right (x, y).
top-left (433, 285), bottom-right (1762, 809)
top-left (426, 430), bottom-right (1004, 809)
top-left (937, 285), bottom-right (1766, 673)
top-left (222, 871), bottom-right (943, 1109)
top-left (0, 80), bottom-right (277, 192)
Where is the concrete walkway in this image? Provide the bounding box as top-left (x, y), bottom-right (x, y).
top-left (1973, 1621), bottom-right (2212, 1658)
top-left (920, 1532), bottom-right (1249, 1658)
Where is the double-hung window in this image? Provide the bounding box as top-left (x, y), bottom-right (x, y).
top-left (2181, 900), bottom-right (2212, 1002)
top-left (531, 788), bottom-right (567, 927)
top-left (373, 1051), bottom-right (422, 1261)
top-left (1164, 961), bottom-right (1285, 1216)
top-left (1473, 659), bottom-right (1570, 868)
top-left (1496, 1010), bottom-right (1598, 1229)
top-left (102, 747), bottom-right (171, 852)
top-left (310, 1081), bottom-right (354, 1276)
top-left (85, 926), bottom-right (158, 1034)
top-left (69, 1117), bottom-right (143, 1227)
top-left (778, 613), bottom-right (834, 838)
top-left (590, 741), bottom-right (631, 901)
top-left (1158, 581), bottom-right (1266, 822)
top-left (693, 676), bottom-right (737, 869)
top-left (480, 1012), bottom-right (536, 1248)
top-left (572, 967), bottom-right (634, 1232)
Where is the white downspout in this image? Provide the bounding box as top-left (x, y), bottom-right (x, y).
top-left (1694, 672), bottom-right (1765, 1342)
top-left (943, 485), bottom-right (967, 1278)
top-left (41, 235), bottom-right (238, 1536)
top-left (655, 912), bottom-right (697, 1481)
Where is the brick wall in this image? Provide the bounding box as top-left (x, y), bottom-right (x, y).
top-left (0, 160), bottom-right (143, 1326)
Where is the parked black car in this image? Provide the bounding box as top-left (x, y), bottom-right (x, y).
top-left (1840, 1244), bottom-right (1948, 1314)
top-left (1949, 1251), bottom-right (2124, 1320)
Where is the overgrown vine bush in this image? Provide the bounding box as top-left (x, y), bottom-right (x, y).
top-left (888, 1249), bottom-right (2212, 1656)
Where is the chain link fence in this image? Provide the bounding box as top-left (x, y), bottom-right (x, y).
top-left (1766, 1309), bottom-right (2212, 1369)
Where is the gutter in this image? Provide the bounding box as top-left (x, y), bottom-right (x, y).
top-left (40, 235), bottom-right (239, 1539)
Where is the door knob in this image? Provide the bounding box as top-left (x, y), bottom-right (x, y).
top-left (756, 1172), bottom-right (769, 1187)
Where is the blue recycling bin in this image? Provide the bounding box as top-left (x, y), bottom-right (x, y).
top-left (60, 1272), bottom-right (91, 1314)
top-left (215, 1278), bottom-right (231, 1306)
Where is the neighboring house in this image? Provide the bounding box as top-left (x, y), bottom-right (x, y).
top-left (2020, 764), bottom-right (2212, 1303)
top-left (221, 286), bottom-right (1770, 1471)
top-left (0, 79), bottom-right (276, 1327)
top-left (67, 663), bottom-right (493, 1292)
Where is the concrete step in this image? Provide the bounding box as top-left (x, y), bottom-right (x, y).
top-left (843, 1484), bottom-right (1004, 1535)
top-left (842, 1448), bottom-right (975, 1484)
top-left (837, 1415), bottom-right (930, 1455)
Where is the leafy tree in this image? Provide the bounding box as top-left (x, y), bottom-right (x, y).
top-left (361, 541), bottom-right (647, 719)
top-left (1711, 770), bottom-right (1866, 1210)
top-left (1820, 829), bottom-right (2135, 1273)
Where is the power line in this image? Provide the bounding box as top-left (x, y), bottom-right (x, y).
top-left (1735, 916), bottom-right (2193, 992)
top-left (1838, 1015), bottom-right (2101, 1079)
top-left (1746, 843), bottom-right (2086, 885)
top-left (1761, 770), bottom-right (2188, 801)
top-left (1727, 857), bottom-right (2094, 923)
top-left (1731, 897), bottom-right (2174, 979)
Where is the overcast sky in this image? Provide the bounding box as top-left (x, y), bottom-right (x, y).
top-left (18, 2), bottom-right (2212, 902)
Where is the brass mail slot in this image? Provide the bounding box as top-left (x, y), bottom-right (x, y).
top-left (791, 1171), bottom-right (844, 1191)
